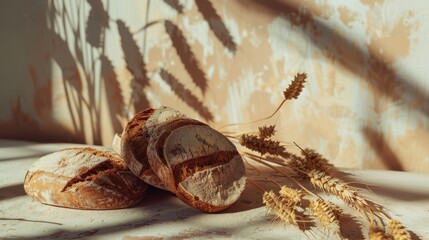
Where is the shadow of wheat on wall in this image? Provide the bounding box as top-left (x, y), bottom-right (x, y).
top-left (164, 20), bottom-right (209, 94)
top-left (195, 0), bottom-right (237, 53)
top-left (362, 126), bottom-right (404, 171)
top-left (50, 29), bottom-right (87, 141)
top-left (49, 0), bottom-right (109, 144)
top-left (159, 68), bottom-right (214, 122)
top-left (5, 0), bottom-right (235, 144)
top-left (244, 0), bottom-right (429, 120)
top-left (86, 0), bottom-right (109, 49)
top-left (100, 55), bottom-right (126, 133)
top-left (117, 20), bottom-right (151, 113)
top-left (162, 0), bottom-right (184, 14)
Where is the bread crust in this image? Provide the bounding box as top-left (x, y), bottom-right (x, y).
top-left (24, 147), bottom-right (148, 210)
top-left (119, 108), bottom-right (167, 190)
top-left (121, 108), bottom-right (155, 178)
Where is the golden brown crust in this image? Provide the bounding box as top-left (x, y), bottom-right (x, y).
top-left (121, 108), bottom-right (155, 174)
top-left (24, 147), bottom-right (147, 210)
top-left (120, 108), bottom-right (170, 190)
top-left (141, 168), bottom-right (167, 190)
top-left (176, 184), bottom-right (232, 213)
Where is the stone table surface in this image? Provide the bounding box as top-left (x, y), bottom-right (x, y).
top-left (1, 139), bottom-right (429, 240)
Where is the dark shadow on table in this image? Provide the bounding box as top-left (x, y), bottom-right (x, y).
top-left (336, 170), bottom-right (429, 202)
top-left (0, 153), bottom-right (47, 162)
top-left (0, 183), bottom-right (26, 202)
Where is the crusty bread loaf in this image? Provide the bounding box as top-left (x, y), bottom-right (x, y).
top-left (24, 147), bottom-right (147, 210)
top-left (147, 118), bottom-right (247, 213)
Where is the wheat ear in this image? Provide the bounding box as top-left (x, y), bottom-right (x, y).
top-left (243, 153), bottom-right (319, 198)
top-left (240, 134), bottom-right (285, 156)
top-left (217, 73), bottom-right (307, 130)
top-left (263, 191), bottom-right (299, 227)
top-left (307, 169), bottom-right (383, 218)
top-left (283, 73), bottom-right (307, 100)
top-left (310, 198), bottom-right (342, 235)
top-left (287, 146), bottom-right (385, 219)
top-left (279, 186), bottom-right (305, 207)
top-left (388, 220), bottom-right (411, 240)
top-left (290, 143), bottom-right (333, 175)
top-left (369, 226), bottom-right (394, 240)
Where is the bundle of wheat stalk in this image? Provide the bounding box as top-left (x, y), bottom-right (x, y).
top-left (224, 73), bottom-right (413, 239)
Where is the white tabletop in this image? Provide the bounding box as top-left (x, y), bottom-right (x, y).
top-left (1, 139), bottom-right (428, 240)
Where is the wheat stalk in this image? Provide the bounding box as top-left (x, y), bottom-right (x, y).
top-left (217, 73), bottom-right (307, 130)
top-left (388, 220), bottom-right (411, 240)
top-left (286, 146), bottom-right (386, 219)
top-left (240, 134), bottom-right (285, 156)
top-left (283, 73), bottom-right (307, 100)
top-left (307, 169), bottom-right (384, 217)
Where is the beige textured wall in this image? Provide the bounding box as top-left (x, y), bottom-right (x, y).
top-left (1, 0), bottom-right (428, 172)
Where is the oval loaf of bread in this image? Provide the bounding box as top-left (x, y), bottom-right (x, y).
top-left (24, 147), bottom-right (148, 210)
top-left (147, 117), bottom-right (247, 213)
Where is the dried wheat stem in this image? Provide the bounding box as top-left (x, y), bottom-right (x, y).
top-left (245, 159), bottom-right (282, 188)
top-left (309, 198), bottom-right (342, 235)
top-left (240, 134), bottom-right (285, 156)
top-left (263, 191), bottom-right (299, 227)
top-left (246, 178), bottom-right (266, 193)
top-left (369, 226), bottom-right (394, 240)
top-left (243, 153), bottom-right (318, 198)
top-left (245, 151), bottom-right (290, 168)
top-left (216, 73), bottom-right (307, 130)
top-left (216, 99), bottom-right (287, 130)
top-left (388, 219), bottom-right (411, 240)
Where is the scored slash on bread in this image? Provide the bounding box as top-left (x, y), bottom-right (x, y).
top-left (24, 147), bottom-right (148, 210)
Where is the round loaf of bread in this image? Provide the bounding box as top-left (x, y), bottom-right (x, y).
top-left (147, 118), bottom-right (247, 213)
top-left (24, 147), bottom-right (148, 210)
